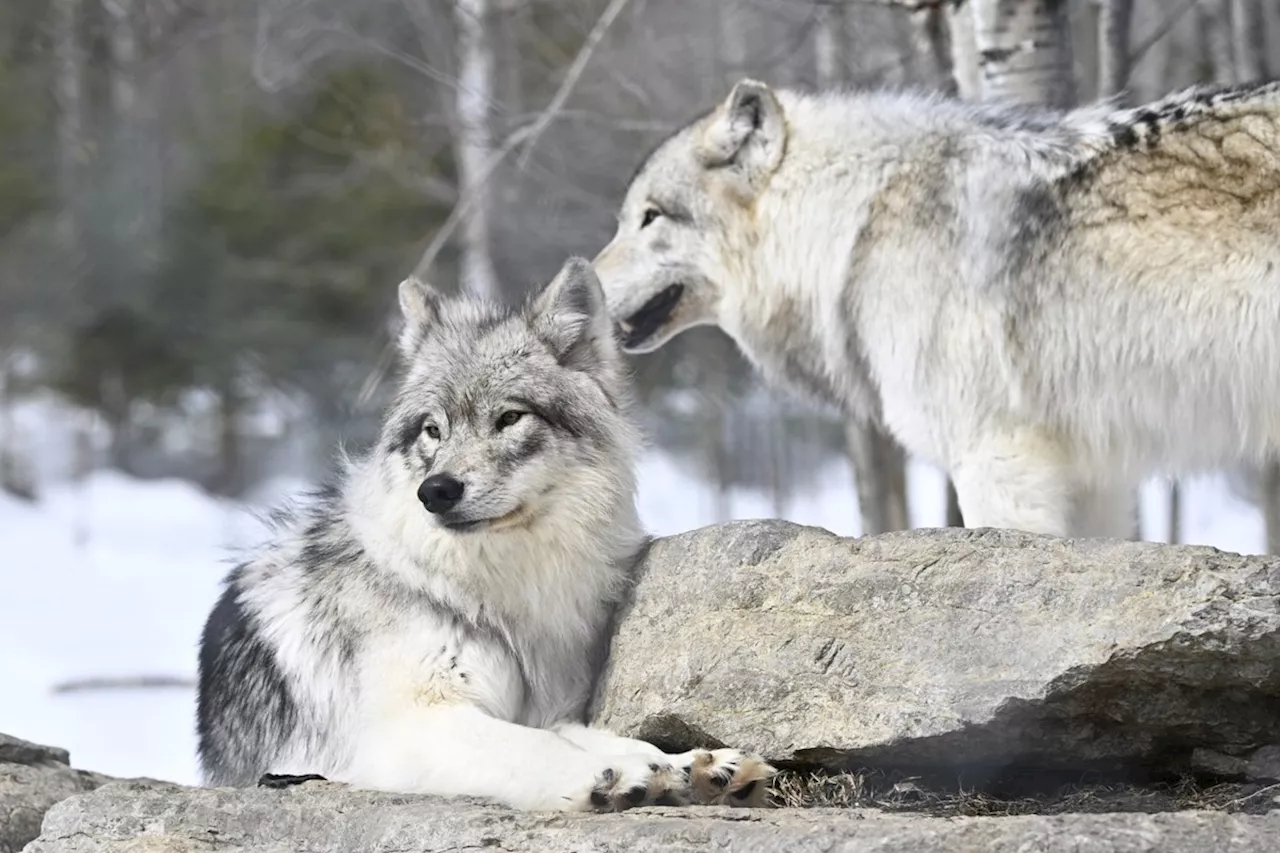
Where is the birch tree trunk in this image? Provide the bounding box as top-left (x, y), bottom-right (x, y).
top-left (970, 0), bottom-right (1076, 107)
top-left (454, 0), bottom-right (500, 301)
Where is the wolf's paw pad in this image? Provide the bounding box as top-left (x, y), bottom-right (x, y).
top-left (586, 756), bottom-right (690, 812)
top-left (683, 749), bottom-right (776, 807)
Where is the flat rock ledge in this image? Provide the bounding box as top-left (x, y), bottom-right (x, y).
top-left (19, 780), bottom-right (1280, 853)
top-left (593, 521), bottom-right (1280, 779)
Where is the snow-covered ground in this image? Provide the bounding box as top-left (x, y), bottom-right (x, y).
top-left (0, 410), bottom-right (1265, 786)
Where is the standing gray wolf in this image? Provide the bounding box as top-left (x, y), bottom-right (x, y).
top-left (196, 258), bottom-right (774, 811)
top-left (593, 78), bottom-right (1280, 540)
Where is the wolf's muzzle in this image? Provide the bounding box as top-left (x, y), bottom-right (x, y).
top-left (618, 284), bottom-right (684, 349)
top-left (418, 474), bottom-right (465, 514)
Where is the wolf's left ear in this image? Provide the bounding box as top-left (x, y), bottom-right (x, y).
top-left (397, 276), bottom-right (443, 358)
top-left (530, 257), bottom-right (616, 372)
top-left (697, 79), bottom-right (786, 190)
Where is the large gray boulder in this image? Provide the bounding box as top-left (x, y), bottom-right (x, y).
top-left (0, 734), bottom-right (110, 853)
top-left (20, 779), bottom-right (1280, 853)
top-left (592, 521), bottom-right (1280, 775)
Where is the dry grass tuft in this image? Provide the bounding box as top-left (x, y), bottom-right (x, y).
top-left (767, 770), bottom-right (1280, 817)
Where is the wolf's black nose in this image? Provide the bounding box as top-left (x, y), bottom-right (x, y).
top-left (418, 474), bottom-right (465, 514)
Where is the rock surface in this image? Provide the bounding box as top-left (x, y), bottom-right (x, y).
top-left (592, 521), bottom-right (1280, 775)
top-left (20, 779), bottom-right (1280, 853)
top-left (1193, 744), bottom-right (1280, 781)
top-left (0, 734), bottom-right (111, 853)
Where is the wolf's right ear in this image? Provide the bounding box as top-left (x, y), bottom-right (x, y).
top-left (397, 276), bottom-right (443, 358)
top-left (697, 79), bottom-right (786, 191)
top-left (530, 257), bottom-right (616, 373)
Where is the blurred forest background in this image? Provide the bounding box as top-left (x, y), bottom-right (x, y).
top-left (1, 0), bottom-right (1279, 545)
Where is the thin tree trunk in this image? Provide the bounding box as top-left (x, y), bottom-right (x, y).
top-left (72, 411), bottom-right (94, 548)
top-left (103, 0), bottom-right (141, 471)
top-left (214, 379), bottom-right (246, 498)
top-left (890, 7), bottom-right (919, 86)
top-left (104, 0), bottom-right (138, 115)
top-left (504, 0), bottom-right (530, 111)
top-left (1198, 0), bottom-right (1236, 83)
top-left (912, 5), bottom-right (960, 95)
top-left (53, 0), bottom-right (84, 257)
top-left (814, 1), bottom-right (847, 88)
top-left (719, 0), bottom-right (748, 89)
top-left (454, 0), bottom-right (500, 301)
top-left (1097, 0), bottom-right (1135, 99)
top-left (947, 0), bottom-right (981, 98)
top-left (0, 361), bottom-right (34, 501)
top-left (970, 0), bottom-right (1076, 107)
top-left (1231, 0), bottom-right (1269, 80)
top-left (54, 0), bottom-right (91, 510)
top-left (1168, 481), bottom-right (1182, 544)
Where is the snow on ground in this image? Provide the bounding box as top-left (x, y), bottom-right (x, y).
top-left (0, 454), bottom-right (1265, 786)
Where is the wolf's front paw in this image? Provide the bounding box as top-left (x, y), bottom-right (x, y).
top-left (585, 754), bottom-right (690, 812)
top-left (679, 748), bottom-right (776, 807)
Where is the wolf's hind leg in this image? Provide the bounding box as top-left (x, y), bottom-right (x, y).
top-left (1070, 482), bottom-right (1138, 540)
top-left (951, 430), bottom-right (1073, 537)
top-left (554, 723), bottom-right (776, 807)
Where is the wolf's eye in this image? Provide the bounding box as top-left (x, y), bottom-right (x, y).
top-left (640, 208), bottom-right (661, 229)
top-left (496, 410), bottom-right (525, 430)
top-left (423, 423), bottom-right (441, 440)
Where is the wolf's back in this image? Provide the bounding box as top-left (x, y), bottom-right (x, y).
top-left (1058, 80), bottom-right (1280, 229)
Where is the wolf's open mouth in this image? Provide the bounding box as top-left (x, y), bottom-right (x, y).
top-left (618, 284), bottom-right (684, 349)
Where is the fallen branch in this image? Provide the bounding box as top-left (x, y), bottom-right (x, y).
top-left (51, 675), bottom-right (196, 694)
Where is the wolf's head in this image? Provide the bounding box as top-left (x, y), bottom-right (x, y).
top-left (377, 258), bottom-right (639, 539)
top-left (593, 79), bottom-right (788, 353)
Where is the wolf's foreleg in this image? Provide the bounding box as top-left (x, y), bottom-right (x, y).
top-left (950, 430), bottom-right (1073, 536)
top-left (554, 722), bottom-right (775, 807)
top-left (345, 704), bottom-right (689, 812)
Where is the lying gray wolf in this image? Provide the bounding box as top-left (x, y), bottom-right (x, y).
top-left (196, 257), bottom-right (774, 811)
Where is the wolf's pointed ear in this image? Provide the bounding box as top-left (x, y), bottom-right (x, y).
top-left (697, 79), bottom-right (786, 190)
top-left (397, 276), bottom-right (443, 358)
top-left (530, 257), bottom-right (616, 372)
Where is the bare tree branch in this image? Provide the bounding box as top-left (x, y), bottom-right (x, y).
top-left (845, 0), bottom-right (951, 9)
top-left (1129, 0), bottom-right (1200, 69)
top-left (515, 0), bottom-right (634, 170)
